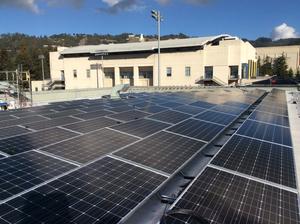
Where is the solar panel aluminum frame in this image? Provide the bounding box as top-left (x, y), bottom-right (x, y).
top-left (190, 94), bottom-right (299, 193)
top-left (236, 119), bottom-right (293, 147)
top-left (110, 103), bottom-right (242, 177)
top-left (0, 150), bottom-right (79, 204)
top-left (167, 92), bottom-right (287, 209)
top-left (166, 166), bottom-right (300, 224)
top-left (0, 155), bottom-right (169, 224)
top-left (121, 96), bottom-right (258, 224)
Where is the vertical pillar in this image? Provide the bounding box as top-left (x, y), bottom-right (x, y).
top-left (114, 67), bottom-right (121, 85)
top-left (133, 66), bottom-right (139, 87)
top-left (153, 56), bottom-right (159, 87)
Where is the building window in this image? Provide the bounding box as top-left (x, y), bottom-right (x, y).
top-left (86, 69), bottom-right (91, 78)
top-left (229, 66), bottom-right (239, 79)
top-left (166, 67), bottom-right (172, 77)
top-left (242, 63), bottom-right (248, 79)
top-left (73, 70), bottom-right (77, 78)
top-left (185, 66), bottom-right (191, 77)
top-left (204, 66), bottom-right (213, 79)
top-left (60, 70), bottom-right (65, 80)
top-left (35, 87), bottom-right (38, 92)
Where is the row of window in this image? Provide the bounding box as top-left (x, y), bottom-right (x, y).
top-left (71, 66), bottom-right (239, 79)
top-left (166, 67), bottom-right (191, 77)
top-left (204, 66), bottom-right (239, 79)
top-left (73, 69), bottom-right (91, 78)
top-left (71, 67), bottom-right (192, 78)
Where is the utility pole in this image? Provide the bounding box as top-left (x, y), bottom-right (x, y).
top-left (95, 50), bottom-right (108, 88)
top-left (151, 10), bottom-right (163, 87)
top-left (39, 54), bottom-right (45, 90)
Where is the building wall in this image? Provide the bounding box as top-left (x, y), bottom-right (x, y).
top-left (50, 47), bottom-right (67, 81)
top-left (203, 39), bottom-right (256, 82)
top-left (31, 80), bottom-right (45, 92)
top-left (256, 45), bottom-right (300, 73)
top-left (49, 38), bottom-right (257, 89)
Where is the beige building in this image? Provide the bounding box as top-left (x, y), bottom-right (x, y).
top-left (256, 45), bottom-right (300, 73)
top-left (43, 34), bottom-right (258, 90)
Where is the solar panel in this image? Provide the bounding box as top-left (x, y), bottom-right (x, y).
top-left (8, 110), bottom-right (36, 118)
top-left (114, 131), bottom-right (205, 174)
top-left (77, 105), bottom-right (110, 113)
top-left (108, 105), bottom-right (134, 113)
top-left (148, 110), bottom-right (191, 124)
top-left (0, 151), bottom-right (76, 201)
top-left (131, 101), bottom-right (155, 108)
top-left (0, 157), bottom-right (167, 224)
top-left (0, 115), bottom-right (47, 129)
top-left (0, 114), bottom-right (17, 121)
top-left (28, 105), bottom-right (60, 112)
top-left (211, 135), bottom-right (297, 188)
top-left (51, 105), bottom-right (87, 112)
top-left (41, 128), bottom-right (139, 164)
top-left (211, 105), bottom-right (244, 115)
top-left (106, 100), bottom-right (129, 107)
top-left (148, 98), bottom-right (170, 104)
top-left (0, 126), bottom-right (32, 140)
top-left (167, 118), bottom-right (224, 142)
top-left (23, 116), bottom-right (81, 131)
top-left (0, 127), bottom-right (79, 155)
top-left (63, 117), bottom-right (121, 134)
top-left (111, 118), bottom-right (170, 138)
top-left (73, 109), bottom-right (113, 120)
top-left (165, 167), bottom-right (300, 224)
top-left (136, 105), bottom-right (168, 114)
top-left (107, 110), bottom-right (150, 122)
top-left (43, 109), bottom-right (84, 119)
top-left (260, 100), bottom-right (287, 109)
top-left (195, 111), bottom-right (236, 126)
top-left (222, 101), bottom-right (249, 109)
top-left (249, 110), bottom-right (289, 127)
top-left (159, 102), bottom-right (183, 108)
top-left (190, 101), bottom-right (216, 109)
top-left (237, 120), bottom-right (292, 147)
top-left (256, 104), bottom-right (289, 116)
top-left (173, 105), bottom-right (206, 115)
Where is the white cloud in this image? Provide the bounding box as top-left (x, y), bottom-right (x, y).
top-left (0, 0), bottom-right (212, 14)
top-left (98, 0), bottom-right (144, 14)
top-left (271, 23), bottom-right (299, 40)
top-left (0, 0), bottom-right (40, 13)
top-left (102, 0), bottom-right (121, 6)
top-left (0, 0), bottom-right (84, 13)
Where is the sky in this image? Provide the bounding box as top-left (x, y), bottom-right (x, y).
top-left (0, 0), bottom-right (299, 40)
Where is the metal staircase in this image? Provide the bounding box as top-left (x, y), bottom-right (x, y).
top-left (195, 75), bottom-right (228, 86)
top-left (43, 80), bottom-right (65, 90)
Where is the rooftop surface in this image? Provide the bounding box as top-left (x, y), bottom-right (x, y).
top-left (0, 88), bottom-right (299, 224)
top-left (60, 34), bottom-right (232, 55)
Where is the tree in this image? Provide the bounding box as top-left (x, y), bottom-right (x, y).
top-left (296, 68), bottom-right (300, 79)
top-left (260, 56), bottom-right (273, 76)
top-left (273, 54), bottom-right (288, 77)
top-left (288, 68), bottom-right (294, 77)
top-left (0, 49), bottom-right (13, 71)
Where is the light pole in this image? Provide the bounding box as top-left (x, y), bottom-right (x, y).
top-left (151, 10), bottom-right (163, 87)
top-left (95, 50), bottom-right (108, 88)
top-left (38, 54), bottom-right (45, 90)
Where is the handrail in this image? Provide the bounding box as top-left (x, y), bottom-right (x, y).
top-left (212, 76), bottom-right (228, 86)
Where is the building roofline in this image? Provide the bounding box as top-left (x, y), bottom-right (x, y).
top-left (59, 34), bottom-right (235, 55)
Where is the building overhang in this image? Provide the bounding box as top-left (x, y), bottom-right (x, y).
top-left (59, 34), bottom-right (235, 57)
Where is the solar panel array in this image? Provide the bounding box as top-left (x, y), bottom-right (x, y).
top-left (0, 88), bottom-right (298, 224)
top-left (165, 89), bottom-right (300, 224)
